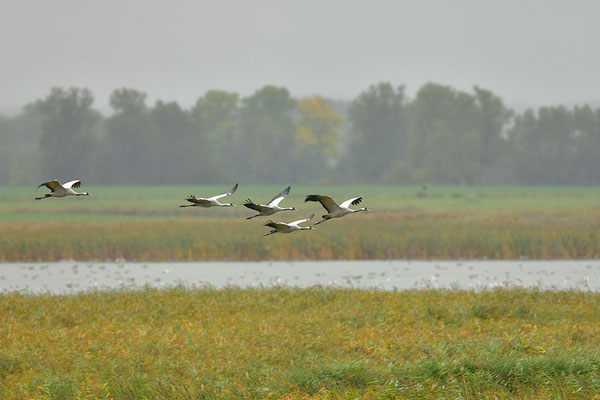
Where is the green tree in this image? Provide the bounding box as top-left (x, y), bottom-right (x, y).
top-left (345, 83), bottom-right (408, 182)
top-left (103, 88), bottom-right (158, 184)
top-left (151, 100), bottom-right (194, 183)
top-left (190, 90), bottom-right (239, 183)
top-left (0, 106), bottom-right (45, 185)
top-left (407, 83), bottom-right (511, 185)
top-left (473, 86), bottom-right (513, 173)
top-left (236, 86), bottom-right (295, 183)
top-left (572, 105), bottom-right (600, 184)
top-left (508, 106), bottom-right (584, 184)
top-left (32, 87), bottom-right (100, 182)
top-left (0, 115), bottom-right (15, 184)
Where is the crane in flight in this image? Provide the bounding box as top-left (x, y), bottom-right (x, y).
top-left (244, 186), bottom-right (295, 219)
top-left (263, 214), bottom-right (315, 236)
top-left (304, 194), bottom-right (370, 225)
top-left (35, 180), bottom-right (91, 200)
top-left (180, 183), bottom-right (239, 208)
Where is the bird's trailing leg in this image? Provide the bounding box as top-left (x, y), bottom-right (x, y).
top-left (263, 230), bottom-right (277, 237)
top-left (35, 194), bottom-right (52, 200)
top-left (314, 217), bottom-right (330, 225)
top-left (246, 214), bottom-right (260, 220)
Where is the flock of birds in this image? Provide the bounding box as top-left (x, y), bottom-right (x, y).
top-left (35, 180), bottom-right (371, 236)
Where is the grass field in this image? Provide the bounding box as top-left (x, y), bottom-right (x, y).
top-left (2, 287), bottom-right (600, 399)
top-left (1, 185), bottom-right (600, 261)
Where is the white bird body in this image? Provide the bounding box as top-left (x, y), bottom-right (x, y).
top-left (244, 186), bottom-right (295, 219)
top-left (263, 214), bottom-right (315, 236)
top-left (305, 194), bottom-right (371, 224)
top-left (35, 180), bottom-right (90, 200)
top-left (180, 183), bottom-right (238, 208)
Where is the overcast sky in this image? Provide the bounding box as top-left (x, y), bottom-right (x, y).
top-left (1, 0), bottom-right (599, 112)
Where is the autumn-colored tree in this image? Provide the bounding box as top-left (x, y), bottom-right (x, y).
top-left (294, 95), bottom-right (342, 181)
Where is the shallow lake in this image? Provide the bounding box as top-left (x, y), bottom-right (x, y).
top-left (2, 260), bottom-right (600, 294)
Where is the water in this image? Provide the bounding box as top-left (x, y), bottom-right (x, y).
top-left (1, 260), bottom-right (600, 294)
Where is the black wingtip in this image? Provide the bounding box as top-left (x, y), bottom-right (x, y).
top-left (351, 197), bottom-right (363, 206)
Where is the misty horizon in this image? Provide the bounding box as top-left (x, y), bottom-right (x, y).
top-left (2, 1), bottom-right (600, 113)
top-left (2, 82), bottom-right (600, 118)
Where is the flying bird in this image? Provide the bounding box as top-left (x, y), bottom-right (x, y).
top-left (180, 183), bottom-right (238, 208)
top-left (35, 180), bottom-right (91, 200)
top-left (244, 186), bottom-right (295, 219)
top-left (304, 194), bottom-right (371, 225)
top-left (263, 214), bottom-right (315, 236)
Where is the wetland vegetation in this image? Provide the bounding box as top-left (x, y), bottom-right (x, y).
top-left (1, 185), bottom-right (599, 261)
top-left (2, 287), bottom-right (600, 399)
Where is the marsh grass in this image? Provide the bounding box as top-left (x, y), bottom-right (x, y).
top-left (2, 287), bottom-right (600, 399)
top-left (2, 185), bottom-right (600, 261)
top-left (1, 207), bottom-right (599, 261)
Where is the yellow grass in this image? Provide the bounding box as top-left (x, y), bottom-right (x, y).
top-left (1, 208), bottom-right (599, 261)
top-left (1, 287), bottom-right (600, 399)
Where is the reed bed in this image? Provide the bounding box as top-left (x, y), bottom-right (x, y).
top-left (1, 287), bottom-right (600, 399)
top-left (1, 208), bottom-right (599, 261)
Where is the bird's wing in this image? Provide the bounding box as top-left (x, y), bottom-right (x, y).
top-left (305, 194), bottom-right (339, 213)
top-left (264, 220), bottom-right (288, 230)
top-left (37, 180), bottom-right (63, 192)
top-left (291, 213), bottom-right (314, 226)
top-left (243, 199), bottom-right (269, 212)
top-left (267, 186), bottom-right (291, 207)
top-left (210, 183), bottom-right (239, 200)
top-left (62, 180), bottom-right (82, 189)
top-left (186, 195), bottom-right (210, 205)
top-left (340, 197), bottom-right (363, 209)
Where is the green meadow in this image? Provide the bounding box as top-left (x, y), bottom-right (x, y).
top-left (1, 185), bottom-right (599, 260)
top-left (2, 185), bottom-right (600, 220)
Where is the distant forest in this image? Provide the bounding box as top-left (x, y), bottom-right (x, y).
top-left (1, 82), bottom-right (600, 186)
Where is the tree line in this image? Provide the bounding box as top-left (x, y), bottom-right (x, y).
top-left (1, 82), bottom-right (599, 186)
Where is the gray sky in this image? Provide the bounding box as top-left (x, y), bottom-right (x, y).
top-left (1, 0), bottom-right (600, 112)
